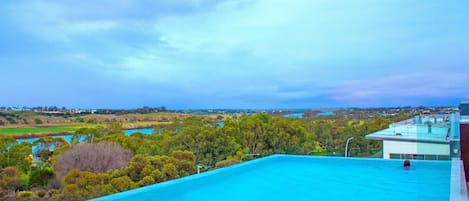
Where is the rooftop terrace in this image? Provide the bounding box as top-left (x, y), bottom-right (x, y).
top-left (366, 114), bottom-right (459, 143)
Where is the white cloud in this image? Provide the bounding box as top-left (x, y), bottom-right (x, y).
top-left (329, 72), bottom-right (469, 102)
top-left (2, 0), bottom-right (468, 108)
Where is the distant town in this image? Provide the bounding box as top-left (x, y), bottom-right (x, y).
top-left (0, 105), bottom-right (458, 116)
top-left (0, 104), bottom-right (458, 129)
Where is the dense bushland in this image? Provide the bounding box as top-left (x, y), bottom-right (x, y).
top-left (0, 113), bottom-right (399, 200)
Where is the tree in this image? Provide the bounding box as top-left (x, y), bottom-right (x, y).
top-left (72, 127), bottom-right (105, 143)
top-left (33, 136), bottom-right (68, 164)
top-left (177, 125), bottom-right (202, 154)
top-left (61, 170), bottom-right (118, 200)
top-left (62, 170), bottom-right (100, 199)
top-left (61, 184), bottom-right (83, 201)
top-left (30, 166), bottom-right (54, 187)
top-left (54, 142), bottom-right (133, 179)
top-left (0, 137), bottom-right (32, 172)
top-left (162, 163), bottom-right (178, 180)
top-left (95, 134), bottom-right (145, 154)
top-left (110, 176), bottom-right (136, 192)
top-left (125, 154), bottom-right (149, 182)
top-left (171, 150), bottom-right (196, 176)
top-left (239, 114), bottom-right (269, 154)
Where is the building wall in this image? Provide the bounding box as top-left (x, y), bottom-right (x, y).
top-left (383, 140), bottom-right (449, 159)
top-left (460, 123), bottom-right (469, 181)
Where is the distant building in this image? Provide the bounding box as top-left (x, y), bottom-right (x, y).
top-left (366, 113), bottom-right (460, 160)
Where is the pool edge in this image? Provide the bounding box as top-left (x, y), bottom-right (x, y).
top-left (88, 154), bottom-right (454, 201)
top-left (451, 158), bottom-right (468, 201)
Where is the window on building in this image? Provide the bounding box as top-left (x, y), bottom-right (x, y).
top-left (437, 155), bottom-right (450, 160)
top-left (402, 154), bottom-right (413, 159)
top-left (424, 155), bottom-right (437, 160)
top-left (390, 154), bottom-right (401, 159)
top-left (389, 153), bottom-right (449, 161)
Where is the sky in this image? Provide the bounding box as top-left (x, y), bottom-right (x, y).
top-left (1, 0), bottom-right (469, 109)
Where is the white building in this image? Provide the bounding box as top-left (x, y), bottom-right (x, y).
top-left (366, 114), bottom-right (460, 160)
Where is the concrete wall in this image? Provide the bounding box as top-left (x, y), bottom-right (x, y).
top-left (383, 140), bottom-right (449, 159)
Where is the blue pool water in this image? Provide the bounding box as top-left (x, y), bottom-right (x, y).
top-left (90, 155), bottom-right (451, 201)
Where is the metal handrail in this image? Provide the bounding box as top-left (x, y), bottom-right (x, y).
top-left (344, 135), bottom-right (356, 157)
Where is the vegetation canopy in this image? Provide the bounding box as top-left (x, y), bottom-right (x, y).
top-left (0, 112), bottom-right (405, 200)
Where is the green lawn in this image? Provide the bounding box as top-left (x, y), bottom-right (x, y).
top-left (0, 121), bottom-right (167, 136)
top-left (0, 127), bottom-right (79, 135)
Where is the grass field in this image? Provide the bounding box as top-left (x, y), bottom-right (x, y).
top-left (0, 121), bottom-right (172, 136)
top-left (0, 111), bottom-right (187, 136)
top-left (0, 127), bottom-right (79, 135)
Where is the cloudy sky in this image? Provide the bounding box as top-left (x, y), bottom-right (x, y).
top-left (1, 0), bottom-right (468, 109)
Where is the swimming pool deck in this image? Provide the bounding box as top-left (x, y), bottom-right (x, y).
top-left (451, 159), bottom-right (468, 201)
top-left (366, 114), bottom-right (462, 144)
top-left (366, 124), bottom-right (450, 143)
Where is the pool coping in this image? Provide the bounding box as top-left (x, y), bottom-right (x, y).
top-left (450, 158), bottom-right (468, 201)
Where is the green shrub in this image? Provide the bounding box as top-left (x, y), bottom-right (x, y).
top-left (35, 189), bottom-right (47, 198)
top-left (215, 159), bottom-right (239, 168)
top-left (75, 117), bottom-right (84, 123)
top-left (34, 118), bottom-right (42, 124)
top-left (47, 189), bottom-right (60, 198)
top-left (138, 176), bottom-right (155, 187)
top-left (17, 191), bottom-right (36, 199)
top-left (110, 176), bottom-right (137, 192)
top-left (30, 167), bottom-right (54, 187)
top-left (20, 172), bottom-right (30, 188)
top-left (6, 117), bottom-right (16, 124)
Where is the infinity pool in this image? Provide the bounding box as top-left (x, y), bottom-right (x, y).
top-left (91, 155), bottom-right (451, 201)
